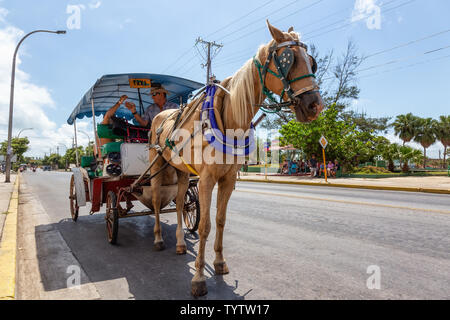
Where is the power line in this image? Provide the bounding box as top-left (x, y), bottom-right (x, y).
top-left (358, 53), bottom-right (450, 80)
top-left (304, 0), bottom-right (416, 40)
top-left (224, 0), bottom-right (325, 45)
top-left (160, 45), bottom-right (196, 74)
top-left (205, 0), bottom-right (275, 39)
top-left (321, 43), bottom-right (450, 81)
top-left (217, 0), bottom-right (302, 42)
top-left (365, 28), bottom-right (450, 58)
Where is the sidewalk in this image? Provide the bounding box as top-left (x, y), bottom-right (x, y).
top-left (0, 174), bottom-right (17, 240)
top-left (238, 172), bottom-right (450, 194)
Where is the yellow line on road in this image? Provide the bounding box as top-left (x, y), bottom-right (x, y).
top-left (0, 175), bottom-right (20, 300)
top-left (235, 188), bottom-right (450, 215)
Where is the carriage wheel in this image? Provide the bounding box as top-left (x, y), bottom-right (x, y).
top-left (183, 187), bottom-right (200, 233)
top-left (69, 174), bottom-right (79, 222)
top-left (105, 191), bottom-right (119, 245)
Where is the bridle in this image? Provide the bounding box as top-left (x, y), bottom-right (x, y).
top-left (253, 40), bottom-right (319, 112)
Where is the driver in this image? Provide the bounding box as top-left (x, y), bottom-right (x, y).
top-left (125, 85), bottom-right (179, 128)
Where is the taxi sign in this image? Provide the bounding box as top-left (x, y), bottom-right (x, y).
top-left (129, 78), bottom-right (152, 88)
top-left (319, 135), bottom-right (328, 149)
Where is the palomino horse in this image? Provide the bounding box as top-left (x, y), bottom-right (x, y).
top-left (149, 21), bottom-right (324, 296)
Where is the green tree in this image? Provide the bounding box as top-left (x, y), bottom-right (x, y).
top-left (397, 146), bottom-right (423, 173)
top-left (392, 113), bottom-right (419, 146)
top-left (62, 147), bottom-right (85, 166)
top-left (279, 104), bottom-right (379, 172)
top-left (0, 137), bottom-right (30, 164)
top-left (377, 141), bottom-right (400, 172)
top-left (413, 117), bottom-right (437, 168)
top-left (434, 115), bottom-right (450, 168)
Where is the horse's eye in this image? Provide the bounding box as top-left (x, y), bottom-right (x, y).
top-left (309, 55), bottom-right (318, 74)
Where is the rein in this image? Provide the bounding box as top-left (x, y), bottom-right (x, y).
top-left (253, 40), bottom-right (319, 112)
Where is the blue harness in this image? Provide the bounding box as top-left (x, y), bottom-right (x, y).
top-left (200, 85), bottom-right (255, 156)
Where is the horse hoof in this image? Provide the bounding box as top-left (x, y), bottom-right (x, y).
top-left (191, 280), bottom-right (208, 297)
top-left (214, 261), bottom-right (229, 275)
top-left (154, 241), bottom-right (165, 251)
top-left (176, 244), bottom-right (187, 255)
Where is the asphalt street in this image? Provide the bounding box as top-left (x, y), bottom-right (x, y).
top-left (18, 170), bottom-right (450, 299)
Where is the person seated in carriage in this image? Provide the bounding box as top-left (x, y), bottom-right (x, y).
top-left (124, 85), bottom-right (179, 128)
top-left (94, 85), bottom-right (179, 157)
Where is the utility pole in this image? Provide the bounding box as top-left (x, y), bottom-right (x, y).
top-left (195, 37), bottom-right (223, 85)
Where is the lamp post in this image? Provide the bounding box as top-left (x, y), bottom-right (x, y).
top-left (78, 130), bottom-right (92, 156)
top-left (5, 29), bottom-right (66, 183)
top-left (17, 127), bottom-right (34, 138)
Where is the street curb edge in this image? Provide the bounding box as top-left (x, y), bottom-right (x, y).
top-left (0, 175), bottom-right (20, 300)
top-left (237, 178), bottom-right (450, 195)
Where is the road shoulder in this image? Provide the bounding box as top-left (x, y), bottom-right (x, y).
top-left (16, 176), bottom-right (100, 300)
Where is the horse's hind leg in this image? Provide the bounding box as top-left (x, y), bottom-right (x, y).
top-left (213, 169), bottom-right (237, 275)
top-left (175, 170), bottom-right (189, 255)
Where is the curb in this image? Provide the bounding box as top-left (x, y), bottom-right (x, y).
top-left (237, 178), bottom-right (450, 195)
top-left (0, 175), bottom-right (20, 300)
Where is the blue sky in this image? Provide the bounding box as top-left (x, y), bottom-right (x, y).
top-left (0, 0), bottom-right (449, 158)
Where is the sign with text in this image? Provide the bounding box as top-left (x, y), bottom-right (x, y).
top-left (129, 78), bottom-right (152, 88)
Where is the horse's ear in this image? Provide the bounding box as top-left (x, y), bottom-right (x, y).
top-left (266, 20), bottom-right (285, 43)
top-left (288, 26), bottom-right (294, 33)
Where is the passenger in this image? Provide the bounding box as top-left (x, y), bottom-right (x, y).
top-left (94, 94), bottom-right (129, 157)
top-left (125, 85), bottom-right (179, 128)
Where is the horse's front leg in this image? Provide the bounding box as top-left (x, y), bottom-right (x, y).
top-left (213, 169), bottom-right (237, 275)
top-left (175, 170), bottom-right (189, 255)
top-left (191, 174), bottom-right (215, 297)
top-left (151, 165), bottom-right (165, 251)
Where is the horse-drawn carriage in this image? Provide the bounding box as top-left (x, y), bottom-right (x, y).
top-left (66, 22), bottom-right (324, 297)
top-left (67, 73), bottom-right (203, 244)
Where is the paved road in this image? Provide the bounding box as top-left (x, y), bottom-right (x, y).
top-left (19, 171), bottom-right (450, 299)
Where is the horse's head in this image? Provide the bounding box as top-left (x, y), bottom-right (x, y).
top-left (257, 21), bottom-right (324, 122)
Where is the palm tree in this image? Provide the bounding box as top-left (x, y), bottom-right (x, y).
top-left (434, 115), bottom-right (450, 168)
top-left (414, 117), bottom-right (437, 168)
top-left (377, 142), bottom-right (399, 172)
top-left (393, 113), bottom-right (419, 146)
top-left (398, 145), bottom-right (423, 173)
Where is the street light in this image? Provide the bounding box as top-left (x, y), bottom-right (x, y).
top-left (16, 127), bottom-right (34, 138)
top-left (5, 29), bottom-right (66, 183)
top-left (78, 130), bottom-right (92, 156)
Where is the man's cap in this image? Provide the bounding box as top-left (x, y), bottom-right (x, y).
top-left (150, 83), bottom-right (169, 95)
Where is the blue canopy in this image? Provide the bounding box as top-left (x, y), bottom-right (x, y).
top-left (67, 73), bottom-right (203, 125)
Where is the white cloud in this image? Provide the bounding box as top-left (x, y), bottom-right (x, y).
top-left (0, 9), bottom-right (80, 158)
top-left (119, 18), bottom-right (133, 30)
top-left (0, 7), bottom-right (8, 23)
top-left (88, 1), bottom-right (101, 9)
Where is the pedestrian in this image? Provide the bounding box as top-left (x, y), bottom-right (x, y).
top-left (309, 154), bottom-right (318, 178)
